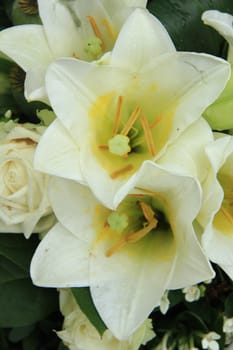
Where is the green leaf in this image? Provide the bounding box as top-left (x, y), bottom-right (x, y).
top-left (177, 310), bottom-right (208, 332)
top-left (0, 255), bottom-right (27, 284)
top-left (0, 234), bottom-right (38, 277)
top-left (58, 342), bottom-right (69, 350)
top-left (71, 287), bottom-right (107, 336)
top-left (0, 278), bottom-right (58, 327)
top-left (225, 292), bottom-right (233, 317)
top-left (22, 330), bottom-right (40, 350)
top-left (147, 0), bottom-right (233, 56)
top-left (0, 329), bottom-right (9, 350)
top-left (8, 324), bottom-right (35, 343)
top-left (168, 290), bottom-right (184, 308)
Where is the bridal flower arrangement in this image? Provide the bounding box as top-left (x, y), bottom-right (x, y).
top-left (1, 0), bottom-right (233, 349)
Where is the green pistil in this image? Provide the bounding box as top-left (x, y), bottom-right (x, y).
top-left (84, 37), bottom-right (103, 58)
top-left (107, 212), bottom-right (128, 231)
top-left (108, 134), bottom-right (131, 156)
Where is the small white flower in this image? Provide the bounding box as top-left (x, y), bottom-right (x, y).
top-left (201, 332), bottom-right (221, 350)
top-left (160, 291), bottom-right (170, 314)
top-left (182, 285), bottom-right (201, 302)
top-left (223, 317), bottom-right (233, 334)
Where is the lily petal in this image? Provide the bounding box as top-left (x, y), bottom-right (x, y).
top-left (38, 0), bottom-right (85, 58)
top-left (0, 25), bottom-right (53, 100)
top-left (202, 10), bottom-right (233, 47)
top-left (110, 8), bottom-right (175, 71)
top-left (34, 118), bottom-right (84, 182)
top-left (25, 68), bottom-right (48, 102)
top-left (0, 25), bottom-right (53, 71)
top-left (30, 222), bottom-right (90, 287)
top-left (90, 234), bottom-right (175, 339)
top-left (48, 177), bottom-right (97, 243)
top-left (157, 118), bottom-right (213, 182)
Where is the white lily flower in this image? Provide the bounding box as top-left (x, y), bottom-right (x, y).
top-left (57, 289), bottom-right (155, 350)
top-left (30, 161), bottom-right (214, 340)
top-left (0, 0), bottom-right (147, 102)
top-left (33, 9), bottom-right (230, 209)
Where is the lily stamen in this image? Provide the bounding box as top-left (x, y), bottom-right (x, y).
top-left (121, 106), bottom-right (141, 136)
top-left (87, 15), bottom-right (105, 50)
top-left (139, 201), bottom-right (155, 222)
top-left (150, 114), bottom-right (163, 129)
top-left (106, 217), bottom-right (158, 257)
top-left (110, 164), bottom-right (133, 179)
top-left (112, 96), bottom-right (124, 135)
top-left (101, 18), bottom-right (116, 39)
top-left (221, 206), bottom-right (233, 225)
top-left (140, 116), bottom-right (156, 157)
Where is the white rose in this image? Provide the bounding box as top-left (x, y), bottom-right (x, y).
top-left (0, 124), bottom-right (55, 238)
top-left (57, 289), bottom-right (155, 350)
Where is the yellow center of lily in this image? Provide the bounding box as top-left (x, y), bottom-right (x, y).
top-left (89, 93), bottom-right (174, 179)
top-left (94, 193), bottom-right (172, 257)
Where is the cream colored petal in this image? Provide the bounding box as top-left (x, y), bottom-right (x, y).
top-left (0, 25), bottom-right (53, 70)
top-left (157, 118), bottom-right (213, 182)
top-left (202, 10), bottom-right (233, 47)
top-left (30, 223), bottom-right (90, 287)
top-left (142, 52), bottom-right (230, 159)
top-left (110, 8), bottom-right (175, 72)
top-left (48, 177), bottom-right (97, 243)
top-left (24, 69), bottom-right (48, 102)
top-left (90, 236), bottom-right (175, 339)
top-left (34, 119), bottom-right (84, 182)
top-left (38, 0), bottom-right (84, 58)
